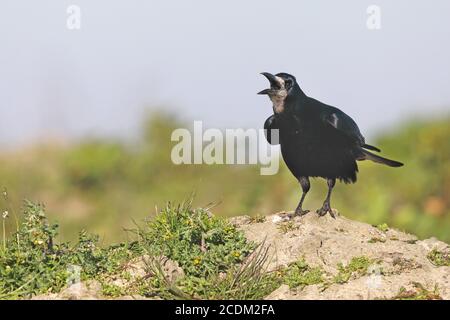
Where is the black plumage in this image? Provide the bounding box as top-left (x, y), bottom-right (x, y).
top-left (259, 72), bottom-right (403, 217)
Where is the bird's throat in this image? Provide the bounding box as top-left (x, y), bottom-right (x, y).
top-left (270, 90), bottom-right (287, 114)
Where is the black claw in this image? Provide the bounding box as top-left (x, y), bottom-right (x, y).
top-left (295, 209), bottom-right (310, 216)
top-left (316, 204), bottom-right (334, 218)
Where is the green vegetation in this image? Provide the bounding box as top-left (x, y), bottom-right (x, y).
top-left (249, 214), bottom-right (266, 224)
top-left (375, 223), bottom-right (389, 232)
top-left (0, 199), bottom-right (281, 300)
top-left (392, 283), bottom-right (442, 300)
top-left (140, 200), bottom-right (253, 277)
top-left (0, 201), bottom-right (140, 299)
top-left (2, 198), bottom-right (446, 300)
top-left (147, 244), bottom-right (280, 300)
top-left (283, 259), bottom-right (324, 289)
top-left (3, 199), bottom-right (352, 299)
top-left (368, 237), bottom-right (386, 243)
top-left (333, 256), bottom-right (374, 284)
top-left (427, 248), bottom-right (450, 267)
top-left (277, 221), bottom-right (298, 234)
top-left (1, 114), bottom-right (450, 244)
top-left (137, 200), bottom-right (281, 299)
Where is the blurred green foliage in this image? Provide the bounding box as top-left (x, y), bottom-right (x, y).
top-left (0, 113), bottom-right (449, 243)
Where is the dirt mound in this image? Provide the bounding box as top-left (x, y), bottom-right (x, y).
top-left (231, 211), bottom-right (450, 300)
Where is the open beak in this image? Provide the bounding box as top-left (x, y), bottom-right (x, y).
top-left (258, 72), bottom-right (278, 95)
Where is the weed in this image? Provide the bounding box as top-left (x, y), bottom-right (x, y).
top-left (392, 282), bottom-right (442, 300)
top-left (334, 256), bottom-right (374, 284)
top-left (427, 248), bottom-right (450, 267)
top-left (277, 221), bottom-right (298, 234)
top-left (368, 237), bottom-right (386, 243)
top-left (101, 282), bottom-right (125, 297)
top-left (249, 214), bottom-right (266, 224)
top-left (284, 258), bottom-right (324, 289)
top-left (375, 223), bottom-right (389, 232)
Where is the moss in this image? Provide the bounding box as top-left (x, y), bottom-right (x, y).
top-left (427, 248), bottom-right (450, 267)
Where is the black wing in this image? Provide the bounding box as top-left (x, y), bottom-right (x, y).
top-left (264, 115), bottom-right (280, 145)
top-left (321, 106), bottom-right (384, 152)
top-left (318, 103), bottom-right (365, 146)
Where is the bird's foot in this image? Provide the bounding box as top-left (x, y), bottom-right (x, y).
top-left (316, 203), bottom-right (335, 218)
top-left (294, 208), bottom-right (310, 217)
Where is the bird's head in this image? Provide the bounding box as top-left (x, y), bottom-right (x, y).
top-left (258, 72), bottom-right (299, 114)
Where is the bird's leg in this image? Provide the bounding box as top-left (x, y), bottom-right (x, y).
top-left (294, 177), bottom-right (310, 216)
top-left (317, 178), bottom-right (336, 218)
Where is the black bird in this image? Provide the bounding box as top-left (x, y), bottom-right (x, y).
top-left (258, 72), bottom-right (403, 218)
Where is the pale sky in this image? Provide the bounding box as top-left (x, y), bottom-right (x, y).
top-left (1, 0), bottom-right (450, 147)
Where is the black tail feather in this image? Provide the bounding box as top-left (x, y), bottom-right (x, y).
top-left (362, 144), bottom-right (381, 152)
top-left (361, 149), bottom-right (403, 167)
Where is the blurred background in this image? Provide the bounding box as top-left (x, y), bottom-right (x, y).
top-left (0, 1), bottom-right (449, 243)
